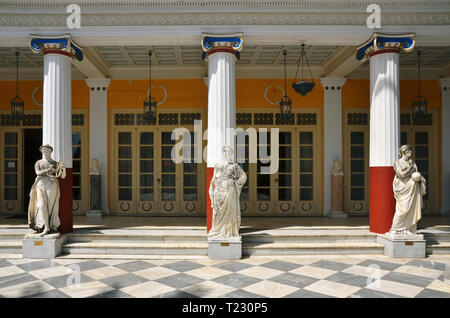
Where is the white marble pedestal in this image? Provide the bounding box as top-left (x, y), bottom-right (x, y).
top-left (208, 237), bottom-right (242, 260)
top-left (377, 233), bottom-right (426, 258)
top-left (22, 233), bottom-right (66, 259)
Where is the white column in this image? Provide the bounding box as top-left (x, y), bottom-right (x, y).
top-left (440, 78), bottom-right (450, 216)
top-left (202, 33), bottom-right (243, 232)
top-left (43, 53), bottom-right (72, 168)
top-left (207, 51), bottom-right (236, 165)
top-left (30, 34), bottom-right (83, 234)
top-left (85, 78), bottom-right (111, 215)
top-left (356, 33), bottom-right (414, 233)
top-left (320, 78), bottom-right (347, 216)
top-left (369, 52), bottom-right (400, 167)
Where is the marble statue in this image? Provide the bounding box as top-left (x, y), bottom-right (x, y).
top-left (389, 145), bottom-right (426, 235)
top-left (332, 159), bottom-right (344, 176)
top-left (28, 144), bottom-right (66, 236)
top-left (208, 145), bottom-right (247, 239)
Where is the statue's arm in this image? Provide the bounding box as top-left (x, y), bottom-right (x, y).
top-left (35, 161), bottom-right (52, 176)
top-left (394, 161), bottom-right (412, 178)
top-left (236, 164), bottom-right (247, 189)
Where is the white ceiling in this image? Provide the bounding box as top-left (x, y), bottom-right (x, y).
top-left (0, 44), bottom-right (449, 80)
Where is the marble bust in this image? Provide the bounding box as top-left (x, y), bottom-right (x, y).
top-left (332, 159), bottom-right (344, 176)
top-left (28, 144), bottom-right (66, 236)
top-left (389, 145), bottom-right (426, 235)
top-left (208, 145), bottom-right (247, 239)
top-left (90, 158), bottom-right (101, 175)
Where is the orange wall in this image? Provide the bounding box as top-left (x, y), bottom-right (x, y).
top-left (0, 78), bottom-right (441, 110)
top-left (0, 80), bottom-right (89, 109)
top-left (342, 79), bottom-right (441, 109)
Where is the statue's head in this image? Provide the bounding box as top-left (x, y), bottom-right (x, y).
top-left (399, 144), bottom-right (412, 159)
top-left (92, 158), bottom-right (99, 168)
top-left (333, 159), bottom-right (341, 171)
top-left (39, 144), bottom-right (53, 155)
top-left (223, 145), bottom-right (234, 162)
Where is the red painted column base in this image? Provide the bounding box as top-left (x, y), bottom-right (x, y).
top-left (58, 168), bottom-right (73, 234)
top-left (206, 167), bottom-right (214, 232)
top-left (369, 166), bottom-right (396, 234)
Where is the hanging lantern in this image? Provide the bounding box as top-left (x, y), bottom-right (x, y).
top-left (412, 50), bottom-right (427, 121)
top-left (292, 43), bottom-right (315, 96)
top-left (143, 51), bottom-right (157, 120)
top-left (279, 50), bottom-right (292, 117)
top-left (11, 52), bottom-right (24, 123)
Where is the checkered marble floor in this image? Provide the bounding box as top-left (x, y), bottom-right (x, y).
top-left (0, 256), bottom-right (449, 298)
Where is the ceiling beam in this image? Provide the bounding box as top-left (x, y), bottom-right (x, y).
top-left (72, 47), bottom-right (108, 79)
top-left (320, 46), bottom-right (361, 78)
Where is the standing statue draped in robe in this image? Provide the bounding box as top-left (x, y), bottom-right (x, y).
top-left (390, 145), bottom-right (426, 235)
top-left (208, 146), bottom-right (247, 239)
top-left (28, 144), bottom-right (66, 236)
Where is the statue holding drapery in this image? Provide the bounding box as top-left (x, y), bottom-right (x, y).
top-left (208, 145), bottom-right (247, 239)
top-left (28, 144), bottom-right (66, 236)
top-left (389, 145), bottom-right (426, 235)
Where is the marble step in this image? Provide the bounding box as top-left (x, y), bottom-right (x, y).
top-left (0, 241), bottom-right (22, 254)
top-left (242, 230), bottom-right (377, 243)
top-left (66, 230), bottom-right (206, 243)
top-left (57, 254), bottom-right (210, 260)
top-left (62, 241), bottom-right (209, 255)
top-left (426, 242), bottom-right (450, 254)
top-left (0, 233), bottom-right (25, 241)
top-left (242, 242), bottom-right (384, 256)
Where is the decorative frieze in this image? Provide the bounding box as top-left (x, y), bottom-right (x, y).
top-left (236, 113), bottom-right (252, 125)
top-left (114, 113), bottom-right (135, 126)
top-left (254, 113), bottom-right (273, 125)
top-left (347, 113), bottom-right (368, 126)
top-left (180, 113), bottom-right (201, 125)
top-left (297, 113), bottom-right (317, 125)
top-left (158, 113), bottom-right (178, 125)
top-left (275, 113), bottom-right (295, 125)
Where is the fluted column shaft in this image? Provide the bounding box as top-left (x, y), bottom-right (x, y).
top-left (43, 53), bottom-right (72, 168)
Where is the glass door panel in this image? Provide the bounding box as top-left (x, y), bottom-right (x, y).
top-left (181, 131), bottom-right (202, 213)
top-left (256, 130), bottom-right (273, 213)
top-left (137, 130), bottom-right (155, 213)
top-left (159, 131), bottom-right (179, 213)
top-left (115, 130), bottom-right (135, 213)
top-left (277, 130), bottom-right (293, 213)
top-left (2, 131), bottom-right (21, 213)
top-left (236, 130), bottom-right (250, 215)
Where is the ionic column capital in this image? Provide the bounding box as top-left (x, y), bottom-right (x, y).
top-left (356, 33), bottom-right (415, 62)
top-left (201, 33), bottom-right (243, 60)
top-left (30, 34), bottom-right (83, 61)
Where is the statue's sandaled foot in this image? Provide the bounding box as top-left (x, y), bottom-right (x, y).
top-left (39, 226), bottom-right (50, 236)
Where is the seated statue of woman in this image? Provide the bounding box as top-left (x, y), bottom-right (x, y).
top-left (389, 144), bottom-right (426, 235)
top-left (28, 144), bottom-right (66, 236)
top-left (208, 145), bottom-right (247, 239)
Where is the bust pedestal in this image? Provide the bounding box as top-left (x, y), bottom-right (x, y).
top-left (22, 233), bottom-right (66, 259)
top-left (87, 173), bottom-right (103, 217)
top-left (208, 237), bottom-right (242, 260)
top-left (329, 174), bottom-right (347, 218)
top-left (377, 233), bottom-right (426, 258)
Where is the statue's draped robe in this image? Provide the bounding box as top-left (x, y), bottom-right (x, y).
top-left (209, 161), bottom-right (247, 238)
top-left (28, 159), bottom-right (61, 232)
top-left (390, 161), bottom-right (426, 233)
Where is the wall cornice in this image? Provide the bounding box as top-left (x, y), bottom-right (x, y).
top-left (1, 0), bottom-right (450, 11)
top-left (1, 12), bottom-right (450, 27)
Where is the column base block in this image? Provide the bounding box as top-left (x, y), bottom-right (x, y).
top-left (22, 233), bottom-right (66, 259)
top-left (87, 210), bottom-right (103, 218)
top-left (208, 237), bottom-right (242, 260)
top-left (377, 234), bottom-right (426, 258)
top-left (328, 211), bottom-right (348, 219)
